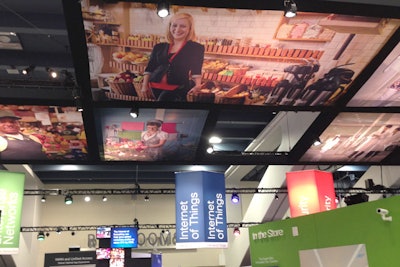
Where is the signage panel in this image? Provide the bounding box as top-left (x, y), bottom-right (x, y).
top-left (286, 170), bottom-right (336, 217)
top-left (175, 171), bottom-right (227, 249)
top-left (0, 171), bottom-right (25, 254)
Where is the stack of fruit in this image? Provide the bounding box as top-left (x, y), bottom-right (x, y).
top-left (107, 71), bottom-right (138, 96)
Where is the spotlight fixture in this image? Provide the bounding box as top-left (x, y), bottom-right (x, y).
top-left (144, 195), bottom-right (150, 202)
top-left (284, 0), bottom-right (297, 18)
top-left (41, 195), bottom-right (46, 203)
top-left (157, 1), bottom-right (170, 18)
top-left (231, 192), bottom-right (240, 204)
top-left (84, 196), bottom-right (91, 202)
top-left (56, 227), bottom-right (62, 234)
top-left (206, 145), bottom-right (214, 154)
top-left (274, 194), bottom-right (279, 200)
top-left (37, 231), bottom-right (45, 241)
top-left (65, 194), bottom-right (73, 205)
top-left (102, 195), bottom-right (108, 202)
top-left (46, 67), bottom-right (58, 79)
top-left (134, 218), bottom-right (140, 229)
top-left (130, 107), bottom-right (139, 118)
top-left (75, 98), bottom-right (83, 112)
top-left (22, 65), bottom-right (35, 75)
top-left (313, 137), bottom-right (322, 146)
top-left (233, 227), bottom-right (241, 237)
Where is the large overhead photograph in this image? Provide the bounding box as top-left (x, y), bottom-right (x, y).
top-left (0, 105), bottom-right (87, 162)
top-left (301, 112), bottom-right (400, 163)
top-left (96, 107), bottom-right (209, 162)
top-left (83, 1), bottom-right (400, 106)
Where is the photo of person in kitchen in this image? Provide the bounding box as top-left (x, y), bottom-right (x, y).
top-left (140, 12), bottom-right (205, 102)
top-left (141, 119), bottom-right (168, 160)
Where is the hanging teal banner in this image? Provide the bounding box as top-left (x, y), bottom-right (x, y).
top-left (0, 171), bottom-right (25, 254)
top-left (175, 171), bottom-right (227, 249)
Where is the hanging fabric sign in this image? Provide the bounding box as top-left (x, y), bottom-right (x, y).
top-left (175, 171), bottom-right (228, 249)
top-left (286, 170), bottom-right (336, 218)
top-left (0, 171), bottom-right (25, 254)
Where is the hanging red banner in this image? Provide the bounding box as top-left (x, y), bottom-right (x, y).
top-left (286, 170), bottom-right (336, 218)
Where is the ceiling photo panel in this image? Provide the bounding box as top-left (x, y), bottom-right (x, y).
top-left (347, 41), bottom-right (400, 107)
top-left (0, 105), bottom-right (87, 162)
top-left (300, 112), bottom-right (400, 163)
top-left (95, 107), bottom-right (209, 162)
top-left (82, 2), bottom-right (400, 107)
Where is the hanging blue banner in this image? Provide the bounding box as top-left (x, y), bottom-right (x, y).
top-left (175, 171), bottom-right (227, 249)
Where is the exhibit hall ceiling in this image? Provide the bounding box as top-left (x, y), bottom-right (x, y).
top-left (0, 0), bottom-right (399, 184)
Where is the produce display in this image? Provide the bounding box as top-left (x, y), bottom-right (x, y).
top-left (107, 70), bottom-right (144, 96)
top-left (112, 51), bottom-right (149, 64)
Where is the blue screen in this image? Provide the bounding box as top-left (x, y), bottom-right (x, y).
top-left (111, 227), bottom-right (138, 248)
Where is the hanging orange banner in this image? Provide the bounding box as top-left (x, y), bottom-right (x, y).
top-left (286, 170), bottom-right (336, 218)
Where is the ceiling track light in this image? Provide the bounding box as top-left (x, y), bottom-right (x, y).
top-left (41, 195), bottom-right (46, 203)
top-left (144, 195), bottom-right (150, 202)
top-left (22, 65), bottom-right (35, 75)
top-left (313, 137), bottom-right (322, 146)
top-left (206, 145), bottom-right (214, 154)
top-left (231, 192), bottom-right (240, 204)
top-left (65, 194), bottom-right (73, 205)
top-left (284, 0), bottom-right (297, 18)
top-left (102, 195), bottom-right (108, 202)
top-left (130, 107), bottom-right (139, 118)
top-left (46, 67), bottom-right (58, 79)
top-left (233, 226), bottom-right (241, 237)
top-left (157, 1), bottom-right (170, 18)
top-left (37, 231), bottom-right (45, 241)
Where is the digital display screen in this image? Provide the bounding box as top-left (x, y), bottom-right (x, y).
top-left (96, 226), bottom-right (112, 239)
top-left (96, 248), bottom-right (111, 260)
top-left (111, 227), bottom-right (138, 248)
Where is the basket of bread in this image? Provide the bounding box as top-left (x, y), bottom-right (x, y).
top-left (187, 81), bottom-right (216, 103)
top-left (214, 84), bottom-right (249, 104)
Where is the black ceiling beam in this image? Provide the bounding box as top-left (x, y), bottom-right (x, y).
top-left (105, 0), bottom-right (400, 18)
top-left (0, 50), bottom-right (73, 68)
top-left (62, 0), bottom-right (100, 162)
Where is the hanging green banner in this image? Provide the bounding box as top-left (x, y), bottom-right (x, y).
top-left (0, 171), bottom-right (25, 254)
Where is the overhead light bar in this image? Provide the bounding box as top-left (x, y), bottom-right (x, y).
top-left (157, 1), bottom-right (170, 18)
top-left (284, 0), bottom-right (297, 18)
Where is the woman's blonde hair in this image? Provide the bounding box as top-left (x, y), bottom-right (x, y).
top-left (166, 13), bottom-right (197, 43)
